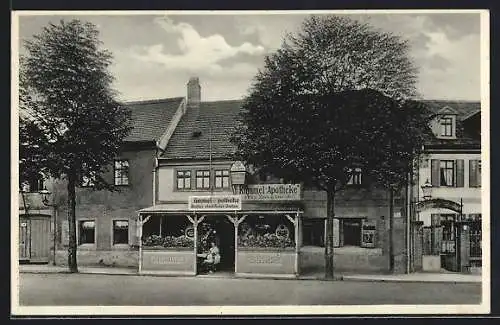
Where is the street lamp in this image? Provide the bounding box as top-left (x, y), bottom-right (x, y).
top-left (39, 186), bottom-right (57, 266)
top-left (421, 179), bottom-right (432, 200)
top-left (230, 161), bottom-right (247, 195)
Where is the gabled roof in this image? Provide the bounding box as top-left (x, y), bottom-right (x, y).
top-left (420, 100), bottom-right (481, 149)
top-left (420, 100), bottom-right (481, 121)
top-left (123, 97), bottom-right (184, 142)
top-left (161, 100), bottom-right (243, 160)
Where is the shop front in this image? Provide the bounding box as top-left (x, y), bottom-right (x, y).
top-left (137, 184), bottom-right (303, 278)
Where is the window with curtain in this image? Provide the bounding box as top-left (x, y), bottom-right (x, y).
top-left (440, 160), bottom-right (454, 186)
top-left (114, 160), bottom-right (129, 186)
top-left (214, 170), bottom-right (230, 189)
top-left (176, 170), bottom-right (191, 190)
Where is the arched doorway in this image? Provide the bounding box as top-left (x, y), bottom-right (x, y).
top-left (414, 198), bottom-right (467, 272)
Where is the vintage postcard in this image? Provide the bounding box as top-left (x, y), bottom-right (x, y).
top-left (11, 9), bottom-right (490, 316)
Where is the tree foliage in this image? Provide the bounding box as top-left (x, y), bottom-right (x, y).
top-left (233, 15), bottom-right (428, 192)
top-left (19, 20), bottom-right (132, 189)
top-left (19, 19), bottom-right (132, 272)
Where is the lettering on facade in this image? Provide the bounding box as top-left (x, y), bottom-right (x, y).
top-left (150, 255), bottom-right (187, 265)
top-left (239, 184), bottom-right (301, 201)
top-left (247, 253), bottom-right (282, 265)
top-left (188, 195), bottom-right (242, 211)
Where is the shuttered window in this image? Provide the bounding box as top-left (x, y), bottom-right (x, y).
top-left (431, 159), bottom-right (464, 187)
top-left (469, 160), bottom-right (481, 187)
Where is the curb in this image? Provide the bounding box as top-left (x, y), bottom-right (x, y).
top-left (19, 270), bottom-right (481, 284)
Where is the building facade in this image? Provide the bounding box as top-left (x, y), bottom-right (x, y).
top-left (410, 101), bottom-right (482, 273)
top-left (19, 78), bottom-right (481, 276)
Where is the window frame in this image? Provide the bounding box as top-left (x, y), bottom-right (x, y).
top-left (214, 169), bottom-right (230, 189)
top-left (114, 159), bottom-right (130, 186)
top-left (440, 117), bottom-right (454, 137)
top-left (77, 219), bottom-right (96, 247)
top-left (347, 167), bottom-right (363, 186)
top-left (176, 170), bottom-right (192, 190)
top-left (112, 219), bottom-right (130, 247)
top-left (439, 160), bottom-right (455, 187)
top-left (195, 170), bottom-right (211, 189)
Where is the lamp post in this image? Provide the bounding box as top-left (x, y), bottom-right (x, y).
top-left (421, 179), bottom-right (432, 201)
top-left (39, 186), bottom-right (57, 266)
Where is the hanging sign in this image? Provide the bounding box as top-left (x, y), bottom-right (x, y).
top-left (188, 195), bottom-right (242, 211)
top-left (239, 184), bottom-right (301, 201)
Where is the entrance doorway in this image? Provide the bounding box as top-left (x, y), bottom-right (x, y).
top-left (197, 215), bottom-right (235, 274)
top-left (19, 215), bottom-right (51, 264)
top-left (343, 219), bottom-right (362, 246)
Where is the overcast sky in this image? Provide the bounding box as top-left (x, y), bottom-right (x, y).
top-left (17, 12), bottom-right (482, 102)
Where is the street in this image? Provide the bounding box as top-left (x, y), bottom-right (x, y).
top-left (18, 273), bottom-right (481, 306)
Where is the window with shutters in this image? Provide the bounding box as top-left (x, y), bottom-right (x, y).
top-left (440, 160), bottom-right (455, 187)
top-left (469, 160), bottom-right (481, 187)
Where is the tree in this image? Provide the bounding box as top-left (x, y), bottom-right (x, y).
top-left (19, 20), bottom-right (132, 273)
top-left (232, 15), bottom-right (428, 279)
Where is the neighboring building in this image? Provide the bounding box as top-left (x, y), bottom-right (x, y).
top-left (23, 96), bottom-right (186, 267)
top-left (410, 101), bottom-right (482, 273)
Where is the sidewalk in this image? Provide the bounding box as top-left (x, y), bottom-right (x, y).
top-left (19, 264), bottom-right (482, 283)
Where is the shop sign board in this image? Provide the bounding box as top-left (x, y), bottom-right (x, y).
top-left (238, 184), bottom-right (301, 201)
top-left (188, 195), bottom-right (242, 211)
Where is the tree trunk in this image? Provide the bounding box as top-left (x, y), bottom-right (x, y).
top-left (325, 189), bottom-right (335, 279)
top-left (67, 171), bottom-right (78, 273)
top-left (389, 187), bottom-right (395, 273)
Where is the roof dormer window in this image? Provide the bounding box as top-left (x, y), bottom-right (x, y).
top-left (440, 116), bottom-right (454, 137)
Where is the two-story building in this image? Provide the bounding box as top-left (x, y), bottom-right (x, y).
top-left (135, 77), bottom-right (409, 277)
top-left (410, 101), bottom-right (482, 273)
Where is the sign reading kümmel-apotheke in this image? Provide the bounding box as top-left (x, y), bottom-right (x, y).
top-left (188, 195), bottom-right (242, 211)
top-left (239, 184), bottom-right (301, 201)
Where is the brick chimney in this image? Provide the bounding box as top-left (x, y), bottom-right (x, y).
top-left (187, 77), bottom-right (201, 108)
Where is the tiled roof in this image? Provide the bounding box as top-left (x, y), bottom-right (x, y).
top-left (124, 97), bottom-right (184, 142)
top-left (161, 100), bottom-right (243, 159)
top-left (420, 100), bottom-right (481, 121)
top-left (420, 100), bottom-right (481, 148)
top-left (158, 98), bottom-right (480, 158)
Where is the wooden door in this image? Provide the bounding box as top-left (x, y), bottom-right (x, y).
top-left (29, 216), bottom-right (51, 263)
top-left (19, 217), bottom-right (30, 261)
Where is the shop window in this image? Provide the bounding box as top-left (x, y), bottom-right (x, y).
top-left (347, 168), bottom-right (362, 185)
top-left (79, 220), bottom-right (95, 245)
top-left (440, 117), bottom-right (453, 137)
top-left (113, 220), bottom-right (129, 245)
top-left (114, 160), bottom-right (129, 186)
top-left (342, 219), bottom-right (362, 246)
top-left (238, 215), bottom-right (295, 249)
top-left (176, 170), bottom-right (191, 190)
top-left (196, 170), bottom-right (210, 189)
top-left (215, 170), bottom-right (230, 189)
